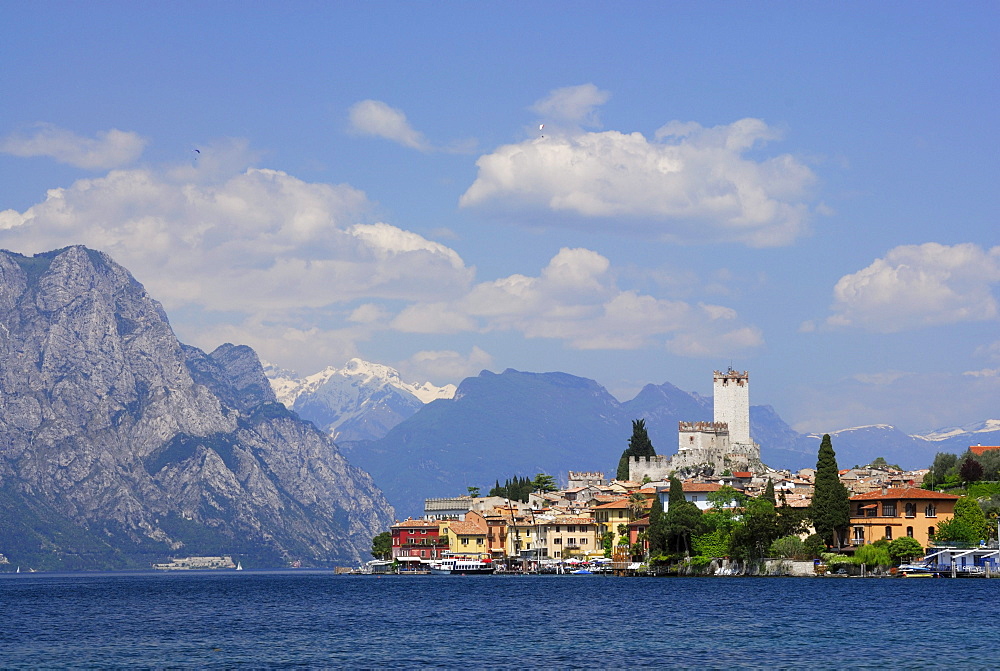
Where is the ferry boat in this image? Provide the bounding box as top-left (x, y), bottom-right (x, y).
top-left (429, 556), bottom-right (495, 575)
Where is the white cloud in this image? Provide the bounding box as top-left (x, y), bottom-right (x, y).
top-left (0, 163), bottom-right (474, 316)
top-left (826, 243), bottom-right (1000, 332)
top-left (400, 346), bottom-right (494, 383)
top-left (530, 84), bottom-right (610, 126)
top-left (348, 100), bottom-right (430, 151)
top-left (391, 247), bottom-right (763, 356)
top-left (460, 115), bottom-right (815, 247)
top-left (963, 368), bottom-right (1000, 378)
top-left (1, 123), bottom-right (147, 169)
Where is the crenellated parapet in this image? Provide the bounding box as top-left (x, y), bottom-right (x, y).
top-left (678, 421), bottom-right (729, 433)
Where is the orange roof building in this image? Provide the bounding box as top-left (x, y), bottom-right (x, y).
top-left (848, 487), bottom-right (960, 550)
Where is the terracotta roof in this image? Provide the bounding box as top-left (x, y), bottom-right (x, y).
top-left (731, 472), bottom-right (752, 478)
top-left (849, 487), bottom-right (961, 501)
top-left (970, 445), bottom-right (1000, 456)
top-left (592, 498), bottom-right (652, 510)
top-left (391, 518), bottom-right (440, 529)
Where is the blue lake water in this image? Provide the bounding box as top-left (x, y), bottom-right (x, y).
top-left (1, 571), bottom-right (997, 668)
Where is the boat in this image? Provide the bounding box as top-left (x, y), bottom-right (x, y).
top-left (429, 556), bottom-right (495, 575)
top-left (235, 562), bottom-right (243, 571)
top-left (896, 562), bottom-right (939, 577)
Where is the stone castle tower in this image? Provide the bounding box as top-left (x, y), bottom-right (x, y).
top-left (714, 368), bottom-right (750, 446)
top-left (628, 367), bottom-right (763, 482)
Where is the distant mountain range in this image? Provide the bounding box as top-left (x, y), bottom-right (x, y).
top-left (0, 246), bottom-right (393, 571)
top-left (271, 366), bottom-right (1000, 518)
top-left (264, 358), bottom-right (455, 442)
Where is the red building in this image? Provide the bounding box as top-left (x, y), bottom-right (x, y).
top-left (391, 518), bottom-right (449, 559)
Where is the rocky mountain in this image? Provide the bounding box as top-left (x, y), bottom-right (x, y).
top-left (0, 246), bottom-right (393, 571)
top-left (265, 358), bottom-right (455, 442)
top-left (340, 368), bottom-right (810, 518)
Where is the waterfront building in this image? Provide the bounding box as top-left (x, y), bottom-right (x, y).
top-left (533, 515), bottom-right (599, 559)
top-left (390, 518), bottom-right (449, 560)
top-left (848, 487), bottom-right (961, 549)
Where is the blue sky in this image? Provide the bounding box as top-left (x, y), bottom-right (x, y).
top-left (2, 2), bottom-right (997, 435)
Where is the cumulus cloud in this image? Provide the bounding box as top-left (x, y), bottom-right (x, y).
top-left (0, 163), bottom-right (473, 316)
top-left (826, 243), bottom-right (1000, 332)
top-left (401, 346), bottom-right (494, 383)
top-left (348, 99), bottom-right (431, 151)
top-left (391, 247), bottom-right (762, 356)
top-left (530, 83), bottom-right (610, 126)
top-left (460, 112), bottom-right (815, 247)
top-left (1, 123), bottom-right (147, 169)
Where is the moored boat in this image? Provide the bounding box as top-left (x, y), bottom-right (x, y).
top-left (429, 556), bottom-right (495, 575)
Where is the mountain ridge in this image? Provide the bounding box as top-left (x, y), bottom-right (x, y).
top-left (0, 246), bottom-right (392, 570)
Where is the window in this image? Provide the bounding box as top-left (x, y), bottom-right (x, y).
top-left (420, 550), bottom-right (426, 557)
top-left (907, 526), bottom-right (914, 538)
top-left (554, 538), bottom-right (562, 545)
top-left (925, 504), bottom-right (937, 518)
top-left (476, 538), bottom-right (483, 545)
top-left (928, 526), bottom-right (936, 538)
top-left (853, 527), bottom-right (865, 544)
top-left (882, 502), bottom-right (896, 517)
top-left (421, 529), bottom-right (427, 534)
top-left (905, 503), bottom-right (916, 518)
top-left (884, 526), bottom-right (893, 540)
top-left (580, 538), bottom-right (588, 545)
top-left (461, 538), bottom-right (468, 545)
top-left (567, 538), bottom-right (576, 545)
top-left (567, 526), bottom-right (576, 533)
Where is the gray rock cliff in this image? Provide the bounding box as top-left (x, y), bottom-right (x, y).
top-left (0, 246), bottom-right (392, 569)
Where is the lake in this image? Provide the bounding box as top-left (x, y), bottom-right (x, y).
top-left (1, 571), bottom-right (996, 668)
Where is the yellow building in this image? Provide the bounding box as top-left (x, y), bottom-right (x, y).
top-left (535, 516), bottom-right (599, 559)
top-left (848, 487), bottom-right (961, 549)
top-left (591, 497), bottom-right (651, 551)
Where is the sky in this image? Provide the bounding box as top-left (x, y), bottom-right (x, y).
top-left (1, 2), bottom-right (997, 436)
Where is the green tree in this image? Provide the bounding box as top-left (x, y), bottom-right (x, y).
top-left (467, 486), bottom-right (480, 498)
top-left (927, 452), bottom-right (958, 489)
top-left (531, 473), bottom-right (558, 493)
top-left (371, 531), bottom-right (392, 560)
top-left (888, 536), bottom-right (924, 563)
top-left (707, 485), bottom-right (746, 510)
top-left (811, 434), bottom-right (850, 548)
top-left (775, 491), bottom-right (809, 538)
top-left (647, 495), bottom-right (666, 556)
top-left (770, 535), bottom-right (806, 559)
top-left (953, 496), bottom-right (990, 540)
top-left (730, 497), bottom-right (778, 561)
top-left (934, 518), bottom-right (980, 544)
top-left (663, 476), bottom-right (703, 555)
top-left (855, 542), bottom-right (892, 567)
top-left (761, 479), bottom-right (776, 506)
top-left (616, 419), bottom-right (656, 481)
top-left (803, 534), bottom-right (826, 559)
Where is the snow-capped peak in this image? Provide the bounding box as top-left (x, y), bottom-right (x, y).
top-left (264, 358), bottom-right (456, 409)
top-left (917, 419), bottom-right (1000, 442)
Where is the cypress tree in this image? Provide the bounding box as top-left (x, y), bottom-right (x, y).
top-left (647, 495), bottom-right (666, 556)
top-left (762, 479), bottom-right (776, 506)
top-left (811, 434), bottom-right (851, 548)
top-left (616, 419), bottom-right (656, 481)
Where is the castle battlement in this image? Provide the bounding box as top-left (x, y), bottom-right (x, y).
top-left (678, 421), bottom-right (729, 433)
